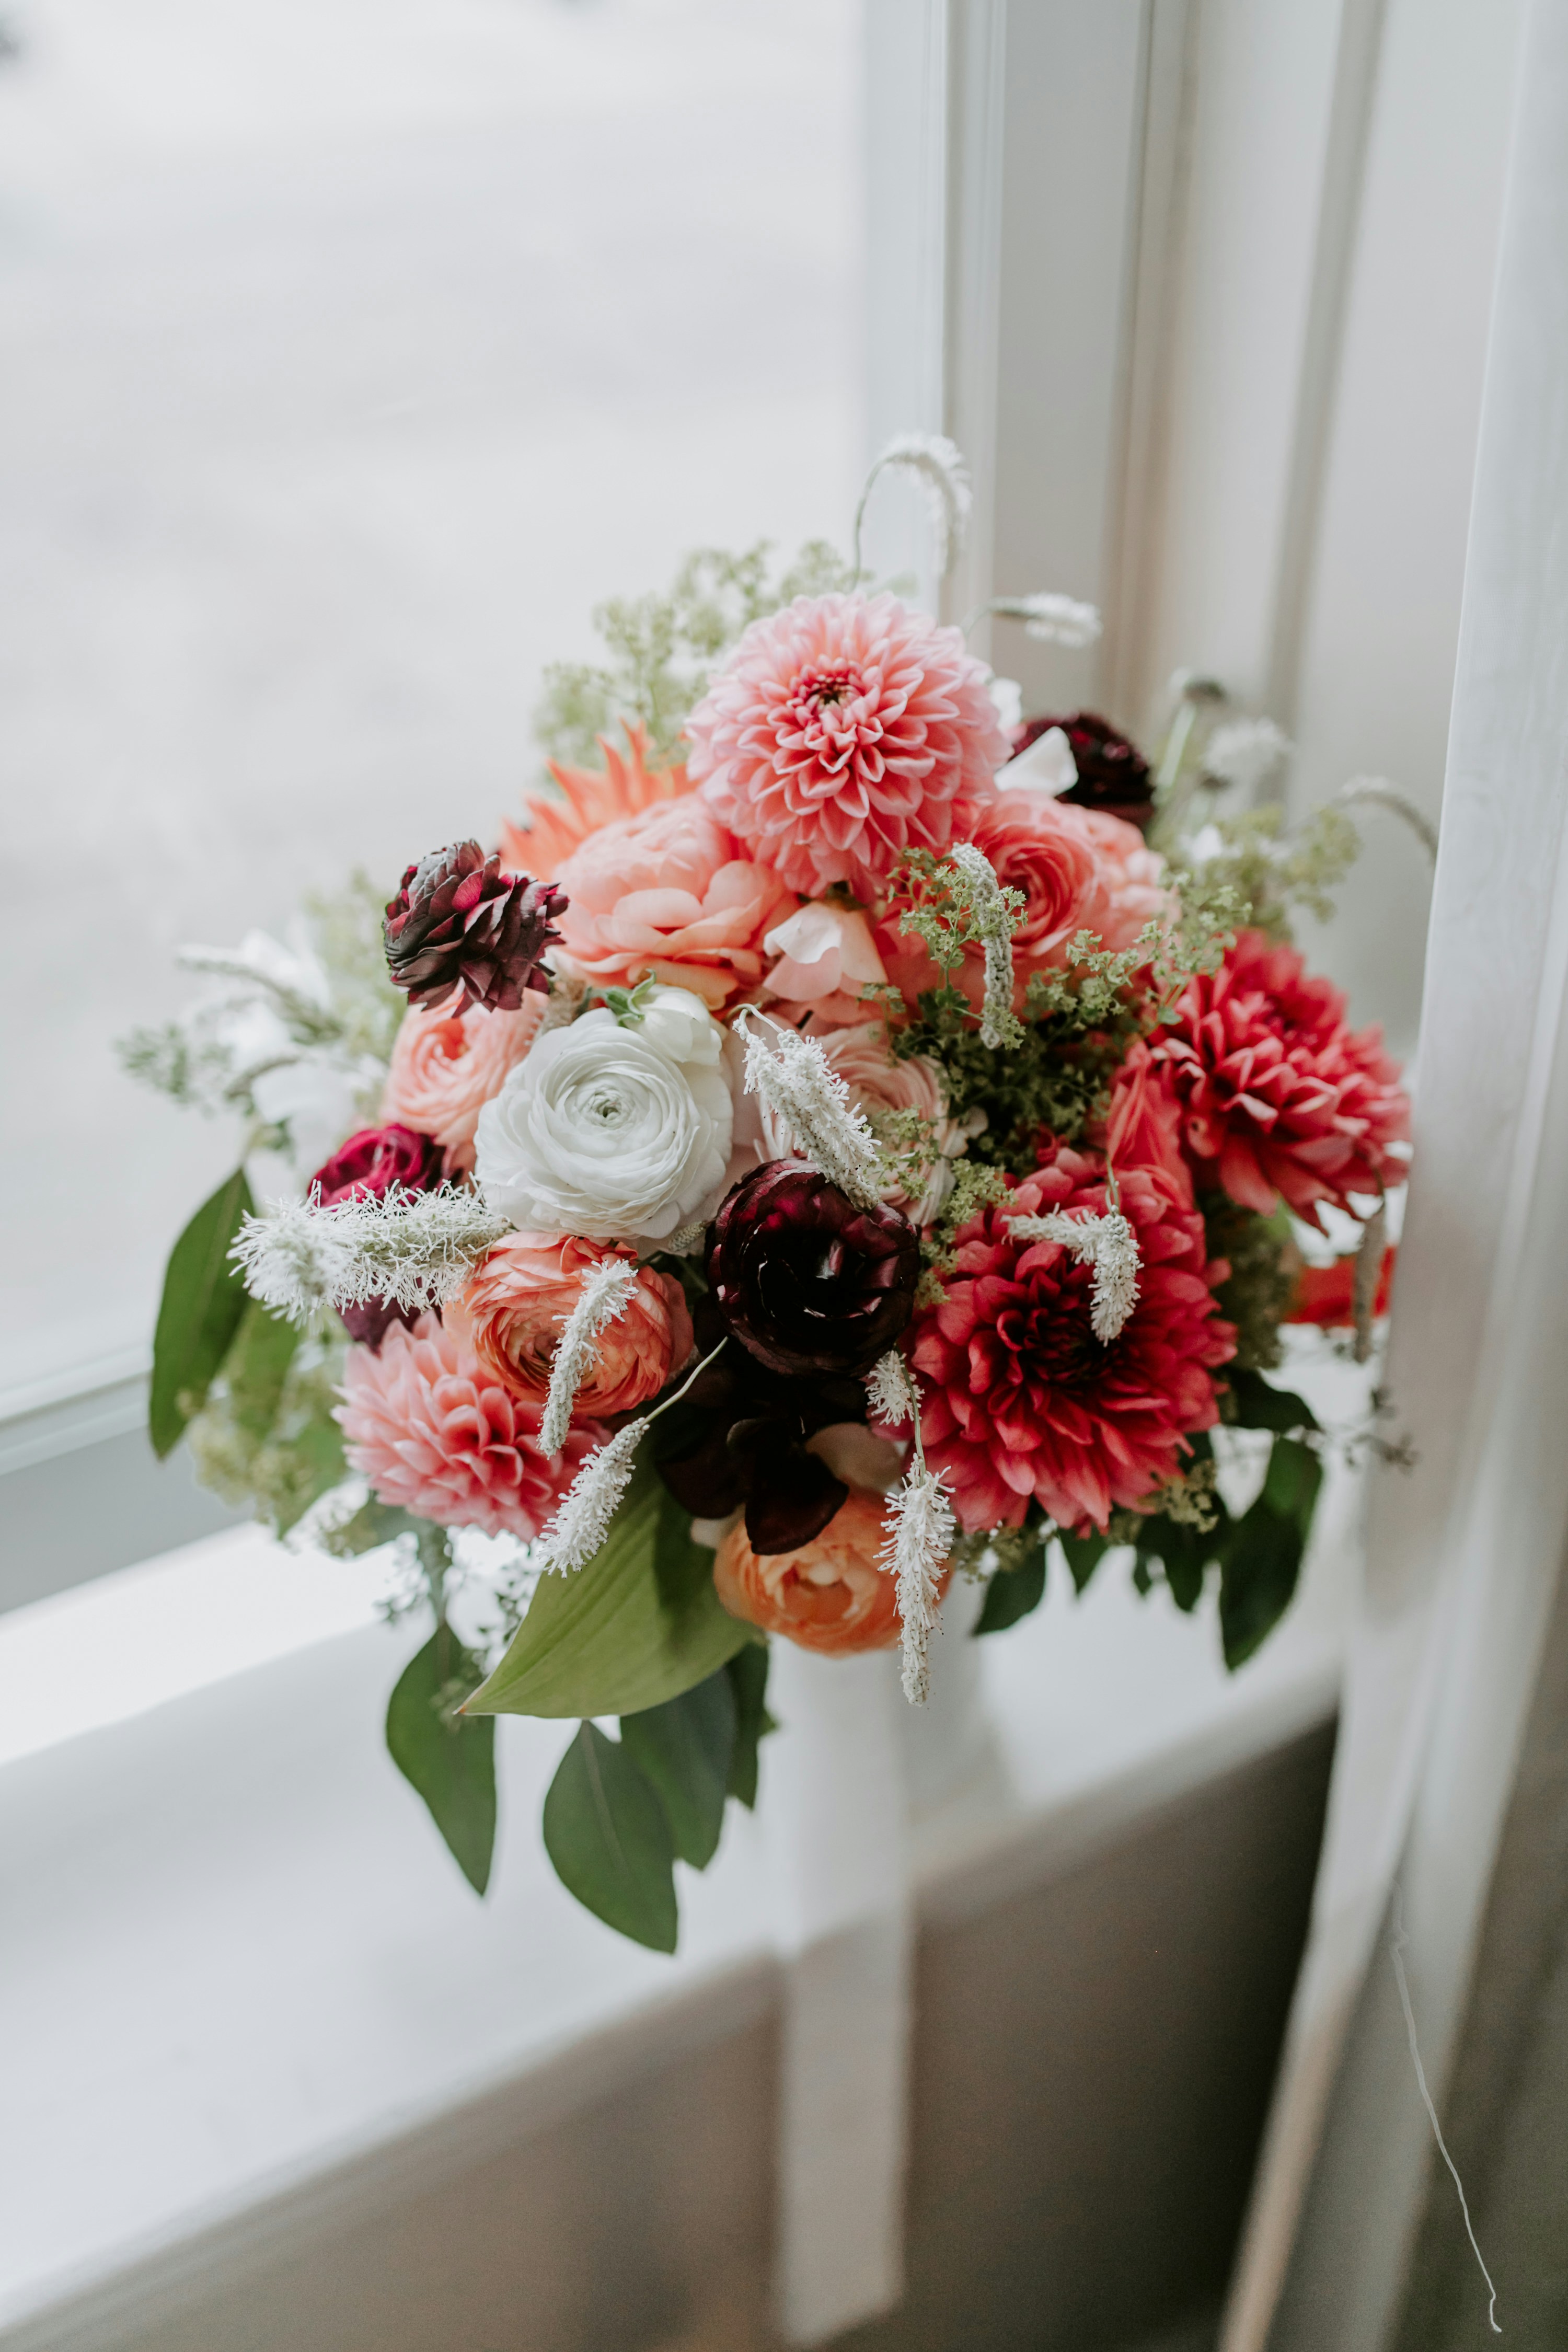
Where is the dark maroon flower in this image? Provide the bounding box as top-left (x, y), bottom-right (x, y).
top-left (384, 841), bottom-right (566, 1014)
top-left (1014, 711), bottom-right (1154, 829)
top-left (308, 1123), bottom-right (443, 1353)
top-left (707, 1162), bottom-right (920, 1380)
top-left (310, 1123), bottom-right (441, 1209)
top-left (653, 1297), bottom-right (870, 1552)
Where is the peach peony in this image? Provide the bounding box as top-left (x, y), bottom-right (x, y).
top-left (548, 794), bottom-right (796, 1012)
top-left (713, 1486), bottom-right (948, 1654)
top-left (454, 1234), bottom-right (694, 1421)
top-left (498, 722), bottom-right (694, 882)
top-left (337, 1315), bottom-right (601, 1540)
top-left (686, 592), bottom-right (1010, 901)
top-left (878, 791), bottom-right (1169, 1014)
top-left (762, 901), bottom-right (888, 1027)
top-left (380, 995), bottom-right (544, 1167)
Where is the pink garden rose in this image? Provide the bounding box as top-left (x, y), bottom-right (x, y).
top-left (549, 795), bottom-right (797, 1012)
top-left (757, 1019), bottom-right (976, 1225)
top-left (380, 995), bottom-right (545, 1167)
top-left (452, 1234), bottom-right (694, 1422)
top-left (878, 791), bottom-right (1168, 1014)
top-left (686, 592), bottom-right (1010, 901)
top-left (337, 1315), bottom-right (601, 1539)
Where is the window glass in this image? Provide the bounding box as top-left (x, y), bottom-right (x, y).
top-left (0, 0), bottom-right (861, 1397)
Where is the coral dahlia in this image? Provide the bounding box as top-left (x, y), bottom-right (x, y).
top-left (337, 1315), bottom-right (601, 1540)
top-left (908, 1143), bottom-right (1234, 1534)
top-left (499, 722), bottom-right (694, 881)
top-left (1137, 929), bottom-right (1409, 1223)
top-left (685, 592), bottom-right (1010, 901)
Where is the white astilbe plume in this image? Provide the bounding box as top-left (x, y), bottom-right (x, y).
top-left (881, 1467), bottom-right (956, 1707)
top-left (734, 1009), bottom-right (886, 1211)
top-left (1203, 717), bottom-right (1291, 794)
top-left (232, 1184), bottom-right (510, 1324)
top-left (852, 433), bottom-right (972, 578)
top-left (539, 1257), bottom-right (640, 1458)
top-left (990, 592), bottom-right (1103, 649)
top-left (866, 1347), bottom-right (919, 1429)
top-left (949, 843), bottom-right (1021, 1051)
top-left (536, 1420), bottom-right (647, 1575)
top-left (1008, 1206), bottom-right (1142, 1343)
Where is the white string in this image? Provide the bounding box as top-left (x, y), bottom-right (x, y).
top-left (1389, 1883), bottom-right (1502, 2333)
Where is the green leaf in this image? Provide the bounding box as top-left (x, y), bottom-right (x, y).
top-left (543, 1721), bottom-right (678, 1952)
top-left (149, 1169), bottom-right (255, 1458)
top-left (271, 1412), bottom-right (348, 1537)
top-left (1057, 1528), bottom-right (1111, 1595)
top-left (1219, 1436), bottom-right (1324, 1669)
top-left (466, 1460), bottom-right (750, 1720)
top-left (385, 1627), bottom-right (496, 1895)
top-left (319, 1496), bottom-right (423, 1558)
top-left (724, 1644), bottom-right (774, 1809)
top-left (223, 1301), bottom-right (299, 1440)
top-left (974, 1543), bottom-right (1047, 1634)
top-left (620, 1670), bottom-right (736, 1869)
top-left (1226, 1366), bottom-right (1319, 1435)
top-left (1262, 1434), bottom-right (1324, 1523)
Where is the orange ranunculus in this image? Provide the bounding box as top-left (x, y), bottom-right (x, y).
top-left (712, 1486), bottom-right (949, 1656)
top-left (498, 722), bottom-right (694, 881)
top-left (454, 1233), bottom-right (694, 1421)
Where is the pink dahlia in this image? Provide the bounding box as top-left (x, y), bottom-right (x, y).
top-left (908, 1143), bottom-right (1235, 1534)
top-left (685, 592), bottom-right (1010, 901)
top-left (337, 1315), bottom-right (602, 1540)
top-left (1137, 929), bottom-right (1410, 1224)
top-left (549, 793), bottom-right (796, 1011)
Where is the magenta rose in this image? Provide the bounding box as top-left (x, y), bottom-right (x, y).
top-left (308, 1123), bottom-right (443, 1350)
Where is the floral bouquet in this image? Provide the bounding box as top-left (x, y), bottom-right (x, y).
top-left (124, 442), bottom-right (1410, 1949)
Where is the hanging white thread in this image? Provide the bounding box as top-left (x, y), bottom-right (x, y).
top-left (1390, 1883), bottom-right (1502, 2334)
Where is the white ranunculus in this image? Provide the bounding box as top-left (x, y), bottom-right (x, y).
top-left (474, 985), bottom-right (734, 1243)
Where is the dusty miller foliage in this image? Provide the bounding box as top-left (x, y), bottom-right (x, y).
top-left (533, 539), bottom-right (855, 771)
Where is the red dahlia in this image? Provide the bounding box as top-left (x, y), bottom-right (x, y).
top-left (1137, 929), bottom-right (1408, 1224)
top-left (909, 1143), bottom-right (1234, 1535)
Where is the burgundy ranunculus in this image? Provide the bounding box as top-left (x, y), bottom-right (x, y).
top-left (1014, 711), bottom-right (1154, 829)
top-left (308, 1123), bottom-right (443, 1352)
top-left (654, 1296), bottom-right (870, 1552)
top-left (384, 841), bottom-right (566, 1015)
top-left (707, 1162), bottom-right (920, 1380)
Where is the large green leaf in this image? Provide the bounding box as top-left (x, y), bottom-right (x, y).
top-left (974, 1542), bottom-right (1048, 1634)
top-left (385, 1626), bottom-right (497, 1895)
top-left (724, 1644), bottom-right (774, 1809)
top-left (223, 1300), bottom-right (299, 1440)
top-left (543, 1722), bottom-right (677, 1952)
top-left (149, 1168), bottom-right (255, 1458)
top-left (466, 1462), bottom-right (750, 1720)
top-left (620, 1670), bottom-right (735, 1869)
top-left (1226, 1366), bottom-right (1320, 1435)
top-left (1219, 1437), bottom-right (1324, 1669)
top-left (1057, 1527), bottom-right (1111, 1595)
